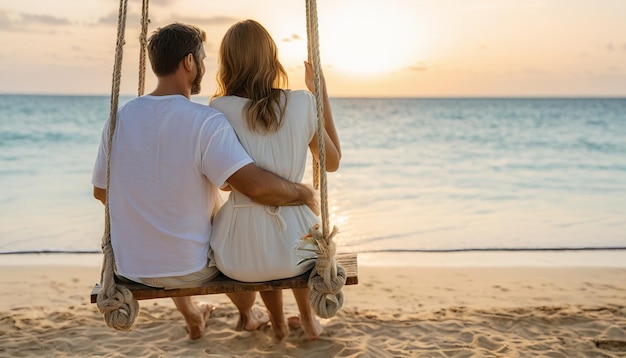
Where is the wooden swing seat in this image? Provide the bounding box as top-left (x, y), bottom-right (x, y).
top-left (91, 253), bottom-right (358, 303)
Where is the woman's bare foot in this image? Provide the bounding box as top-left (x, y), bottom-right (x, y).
top-left (235, 306), bottom-right (270, 331)
top-left (187, 303), bottom-right (215, 340)
top-left (258, 289), bottom-right (288, 340)
top-left (289, 315), bottom-right (323, 340)
top-left (301, 315), bottom-right (323, 340)
top-left (287, 316), bottom-right (301, 329)
top-left (291, 288), bottom-right (324, 340)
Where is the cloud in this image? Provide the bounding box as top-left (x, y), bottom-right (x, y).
top-left (604, 42), bottom-right (626, 53)
top-left (0, 11), bottom-right (11, 30)
top-left (20, 13), bottom-right (71, 26)
top-left (173, 15), bottom-right (239, 27)
top-left (404, 62), bottom-right (428, 72)
top-left (520, 67), bottom-right (548, 75)
top-left (282, 33), bottom-right (302, 42)
top-left (96, 12), bottom-right (141, 26)
top-left (0, 11), bottom-right (72, 32)
top-left (73, 54), bottom-right (101, 62)
top-left (97, 0), bottom-right (176, 5)
top-left (150, 0), bottom-right (178, 5)
top-left (93, 12), bottom-right (238, 31)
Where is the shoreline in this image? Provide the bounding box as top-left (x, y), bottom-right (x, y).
top-left (1, 249), bottom-right (625, 268)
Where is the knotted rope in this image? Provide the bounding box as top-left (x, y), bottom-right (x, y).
top-left (305, 0), bottom-right (346, 318)
top-left (138, 0), bottom-right (150, 96)
top-left (96, 0), bottom-right (148, 331)
top-left (305, 224), bottom-right (346, 318)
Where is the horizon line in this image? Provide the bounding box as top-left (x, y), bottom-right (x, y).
top-left (1, 92), bottom-right (626, 100)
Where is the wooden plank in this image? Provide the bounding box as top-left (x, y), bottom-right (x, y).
top-left (91, 253), bottom-right (358, 303)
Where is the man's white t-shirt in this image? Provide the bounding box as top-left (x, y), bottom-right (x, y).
top-left (92, 95), bottom-right (253, 278)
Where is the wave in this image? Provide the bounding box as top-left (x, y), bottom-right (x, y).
top-left (0, 250), bottom-right (101, 255)
top-left (340, 246), bottom-right (626, 254)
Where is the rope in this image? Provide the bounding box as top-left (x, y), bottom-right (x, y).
top-left (96, 0), bottom-right (139, 331)
top-left (138, 0), bottom-right (150, 96)
top-left (306, 0), bottom-right (320, 190)
top-left (305, 0), bottom-right (346, 318)
top-left (306, 0), bottom-right (328, 238)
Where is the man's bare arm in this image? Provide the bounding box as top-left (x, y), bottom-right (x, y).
top-left (227, 163), bottom-right (319, 215)
top-left (94, 186), bottom-right (106, 205)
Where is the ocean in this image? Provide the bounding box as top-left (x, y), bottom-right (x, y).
top-left (1, 94), bottom-right (625, 258)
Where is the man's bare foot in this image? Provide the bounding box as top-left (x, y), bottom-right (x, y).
top-left (186, 303), bottom-right (215, 340)
top-left (235, 306), bottom-right (269, 331)
top-left (289, 315), bottom-right (323, 340)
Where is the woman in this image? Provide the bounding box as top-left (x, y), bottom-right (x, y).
top-left (209, 19), bottom-right (341, 341)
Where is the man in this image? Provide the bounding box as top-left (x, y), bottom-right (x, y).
top-left (92, 23), bottom-right (318, 340)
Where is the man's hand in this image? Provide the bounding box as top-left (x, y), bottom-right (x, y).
top-left (303, 184), bottom-right (320, 216)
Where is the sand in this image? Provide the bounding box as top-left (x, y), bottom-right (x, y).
top-left (1, 254), bottom-right (626, 357)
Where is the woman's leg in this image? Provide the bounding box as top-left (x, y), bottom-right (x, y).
top-left (292, 287), bottom-right (323, 340)
top-left (259, 290), bottom-right (289, 340)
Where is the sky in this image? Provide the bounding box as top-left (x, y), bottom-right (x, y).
top-left (0, 0), bottom-right (625, 98)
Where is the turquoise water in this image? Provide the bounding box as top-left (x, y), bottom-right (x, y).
top-left (1, 95), bottom-right (625, 254)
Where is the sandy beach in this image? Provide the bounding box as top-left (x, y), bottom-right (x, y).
top-left (1, 253), bottom-right (626, 357)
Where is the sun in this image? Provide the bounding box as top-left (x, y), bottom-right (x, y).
top-left (318, 2), bottom-right (426, 76)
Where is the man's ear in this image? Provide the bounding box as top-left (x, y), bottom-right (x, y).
top-left (183, 53), bottom-right (194, 71)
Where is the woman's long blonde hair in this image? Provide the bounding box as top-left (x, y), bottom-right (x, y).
top-left (214, 20), bottom-right (288, 134)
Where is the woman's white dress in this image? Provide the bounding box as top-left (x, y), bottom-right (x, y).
top-left (209, 90), bottom-right (318, 282)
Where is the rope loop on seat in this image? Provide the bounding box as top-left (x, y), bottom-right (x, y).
top-left (305, 224), bottom-right (346, 318)
top-left (97, 241), bottom-right (139, 330)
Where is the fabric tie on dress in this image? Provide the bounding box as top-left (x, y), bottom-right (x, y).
top-left (265, 206), bottom-right (287, 231)
top-left (232, 190), bottom-right (287, 231)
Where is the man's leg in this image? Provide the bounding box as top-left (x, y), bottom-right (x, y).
top-left (226, 292), bottom-right (269, 331)
top-left (138, 265), bottom-right (219, 340)
top-left (171, 296), bottom-right (215, 340)
top-left (259, 290), bottom-right (289, 340)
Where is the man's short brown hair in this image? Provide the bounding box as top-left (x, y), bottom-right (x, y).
top-left (148, 23), bottom-right (206, 76)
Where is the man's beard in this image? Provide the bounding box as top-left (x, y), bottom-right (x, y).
top-left (191, 57), bottom-right (203, 95)
top-left (191, 69), bottom-right (202, 95)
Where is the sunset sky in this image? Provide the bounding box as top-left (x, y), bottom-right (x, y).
top-left (1, 0), bottom-right (625, 97)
